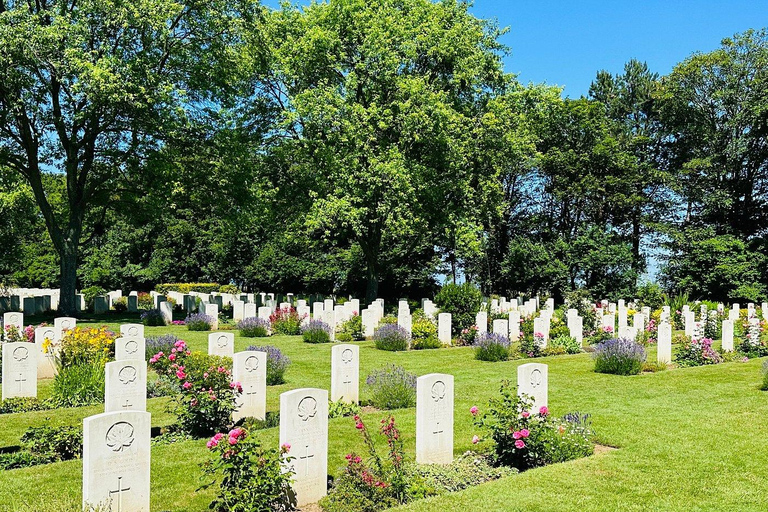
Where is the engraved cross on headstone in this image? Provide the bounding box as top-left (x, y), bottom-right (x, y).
top-left (109, 476), bottom-right (131, 512)
top-left (432, 420), bottom-right (444, 448)
top-left (121, 399), bottom-right (133, 409)
top-left (299, 444), bottom-right (315, 476)
top-left (15, 373), bottom-right (26, 392)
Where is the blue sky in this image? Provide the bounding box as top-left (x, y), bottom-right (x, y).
top-left (264, 0), bottom-right (768, 97)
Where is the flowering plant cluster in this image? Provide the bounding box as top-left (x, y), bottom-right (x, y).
top-left (455, 325), bottom-right (478, 346)
top-left (57, 326), bottom-right (115, 368)
top-left (736, 319), bottom-right (768, 358)
top-left (185, 313), bottom-right (213, 331)
top-left (301, 319), bottom-right (333, 344)
top-left (237, 317), bottom-right (270, 338)
top-left (200, 428), bottom-right (293, 512)
top-left (675, 337), bottom-right (723, 367)
top-left (320, 415), bottom-right (410, 511)
top-left (593, 338), bottom-right (646, 375)
top-left (471, 381), bottom-right (593, 471)
top-left (246, 345), bottom-right (291, 385)
top-left (269, 306), bottom-right (305, 335)
top-left (2, 324), bottom-right (35, 344)
top-left (149, 341), bottom-right (238, 436)
top-left (365, 365), bottom-right (417, 409)
top-left (373, 323), bottom-right (410, 352)
top-left (140, 308), bottom-right (166, 326)
top-left (474, 332), bottom-right (510, 362)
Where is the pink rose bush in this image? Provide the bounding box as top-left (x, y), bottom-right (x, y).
top-left (470, 381), bottom-right (593, 471)
top-left (201, 427), bottom-right (293, 512)
top-left (149, 339), bottom-right (238, 437)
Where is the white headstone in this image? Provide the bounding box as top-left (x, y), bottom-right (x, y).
top-left (416, 373), bottom-right (454, 464)
top-left (398, 313), bottom-right (413, 337)
top-left (657, 322), bottom-right (672, 364)
top-left (323, 299), bottom-right (334, 313)
top-left (475, 311), bottom-right (488, 334)
top-left (517, 363), bottom-right (547, 412)
top-left (233, 301), bottom-right (245, 322)
top-left (82, 410), bottom-right (151, 512)
top-left (115, 337), bottom-right (146, 362)
top-left (3, 311), bottom-right (23, 337)
top-left (244, 303), bottom-right (257, 319)
top-left (568, 315), bottom-right (583, 346)
top-left (205, 304), bottom-right (219, 330)
top-left (2, 342), bottom-right (37, 399)
top-left (509, 311), bottom-right (521, 341)
top-left (233, 351), bottom-right (267, 422)
top-left (312, 302), bottom-right (324, 319)
top-left (258, 306), bottom-right (272, 322)
top-left (35, 326), bottom-right (58, 379)
top-left (105, 360), bottom-right (147, 412)
top-left (361, 309), bottom-right (375, 338)
top-left (208, 332), bottom-right (234, 358)
top-left (120, 324), bottom-right (145, 339)
top-left (492, 319), bottom-right (509, 338)
top-left (533, 317), bottom-right (548, 347)
top-left (438, 313), bottom-right (451, 344)
top-left (159, 301), bottom-right (172, 325)
top-left (721, 319), bottom-right (734, 352)
top-left (279, 388), bottom-right (329, 507)
top-left (331, 344), bottom-right (359, 404)
top-left (54, 316), bottom-right (77, 341)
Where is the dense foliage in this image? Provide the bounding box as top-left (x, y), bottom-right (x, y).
top-left (1, 0), bottom-right (767, 305)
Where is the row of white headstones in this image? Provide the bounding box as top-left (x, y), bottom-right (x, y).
top-left (80, 350), bottom-right (548, 511)
top-left (2, 314), bottom-right (548, 511)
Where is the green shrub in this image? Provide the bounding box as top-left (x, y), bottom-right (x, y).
top-left (21, 425), bottom-right (82, 461)
top-left (141, 309), bottom-right (166, 326)
top-left (0, 451), bottom-right (51, 470)
top-left (329, 400), bottom-right (362, 419)
top-left (81, 285), bottom-right (106, 311)
top-left (270, 306), bottom-right (303, 335)
top-left (549, 334), bottom-right (581, 354)
top-left (411, 315), bottom-right (440, 350)
top-left (434, 283), bottom-right (482, 335)
top-left (365, 365), bottom-right (417, 409)
top-left (636, 282), bottom-right (665, 311)
top-left (475, 332), bottom-right (511, 362)
top-left (113, 297), bottom-right (128, 312)
top-left (760, 360), bottom-right (768, 391)
top-left (219, 284), bottom-right (240, 294)
top-left (0, 397), bottom-right (52, 415)
top-left (341, 314), bottom-right (364, 341)
top-left (51, 363), bottom-right (105, 407)
top-left (147, 372), bottom-right (180, 398)
top-left (156, 283), bottom-right (221, 294)
top-left (301, 320), bottom-right (332, 343)
top-left (642, 361), bottom-right (668, 373)
top-left (373, 324), bottom-right (410, 352)
top-left (593, 338), bottom-right (646, 376)
top-left (410, 452), bottom-right (515, 494)
top-left (236, 317), bottom-right (269, 338)
top-left (473, 381), bottom-right (594, 470)
top-left (201, 429), bottom-right (293, 512)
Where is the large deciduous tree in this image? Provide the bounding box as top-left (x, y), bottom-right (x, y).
top-left (257, 0), bottom-right (511, 301)
top-left (0, 0), bottom-right (255, 313)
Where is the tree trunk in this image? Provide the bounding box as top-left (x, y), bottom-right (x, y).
top-left (59, 239), bottom-right (79, 315)
top-left (365, 262), bottom-right (378, 304)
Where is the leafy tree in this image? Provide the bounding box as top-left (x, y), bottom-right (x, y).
top-left (0, 0), bottom-right (256, 313)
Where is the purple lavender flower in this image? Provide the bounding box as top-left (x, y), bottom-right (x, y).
top-left (237, 317), bottom-right (270, 337)
top-left (593, 338), bottom-right (646, 375)
top-left (247, 345), bottom-right (291, 385)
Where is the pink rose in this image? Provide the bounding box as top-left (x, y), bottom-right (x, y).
top-left (513, 431), bottom-right (522, 440)
top-left (472, 435), bottom-right (480, 444)
top-left (520, 429), bottom-right (530, 438)
top-left (182, 381), bottom-right (192, 390)
top-left (228, 436), bottom-right (238, 445)
top-left (214, 433), bottom-right (225, 441)
top-left (168, 354), bottom-right (176, 361)
top-left (521, 411), bottom-right (530, 418)
top-left (514, 440), bottom-right (525, 449)
top-left (470, 406), bottom-right (478, 415)
top-left (176, 369), bottom-right (186, 379)
top-left (281, 443), bottom-right (291, 453)
top-left (539, 406), bottom-right (549, 416)
top-left (206, 438), bottom-right (218, 449)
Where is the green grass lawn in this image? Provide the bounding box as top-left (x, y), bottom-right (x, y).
top-left (1, 316), bottom-right (766, 511)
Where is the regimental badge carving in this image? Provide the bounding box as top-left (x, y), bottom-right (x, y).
top-left (62, 320), bottom-right (71, 329)
top-left (125, 340), bottom-right (139, 354)
top-left (128, 327), bottom-right (139, 337)
top-left (217, 336), bottom-right (228, 348)
top-left (12, 346), bottom-right (29, 362)
top-left (119, 366), bottom-right (138, 384)
top-left (431, 381), bottom-right (446, 402)
top-left (530, 369), bottom-right (543, 388)
top-left (297, 396), bottom-right (318, 422)
top-left (9, 314), bottom-right (19, 323)
top-left (341, 348), bottom-right (353, 364)
top-left (43, 330), bottom-right (55, 340)
top-left (105, 422), bottom-right (135, 452)
top-left (244, 356), bottom-right (259, 372)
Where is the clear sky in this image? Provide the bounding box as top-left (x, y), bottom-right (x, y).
top-left (263, 0), bottom-right (768, 97)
